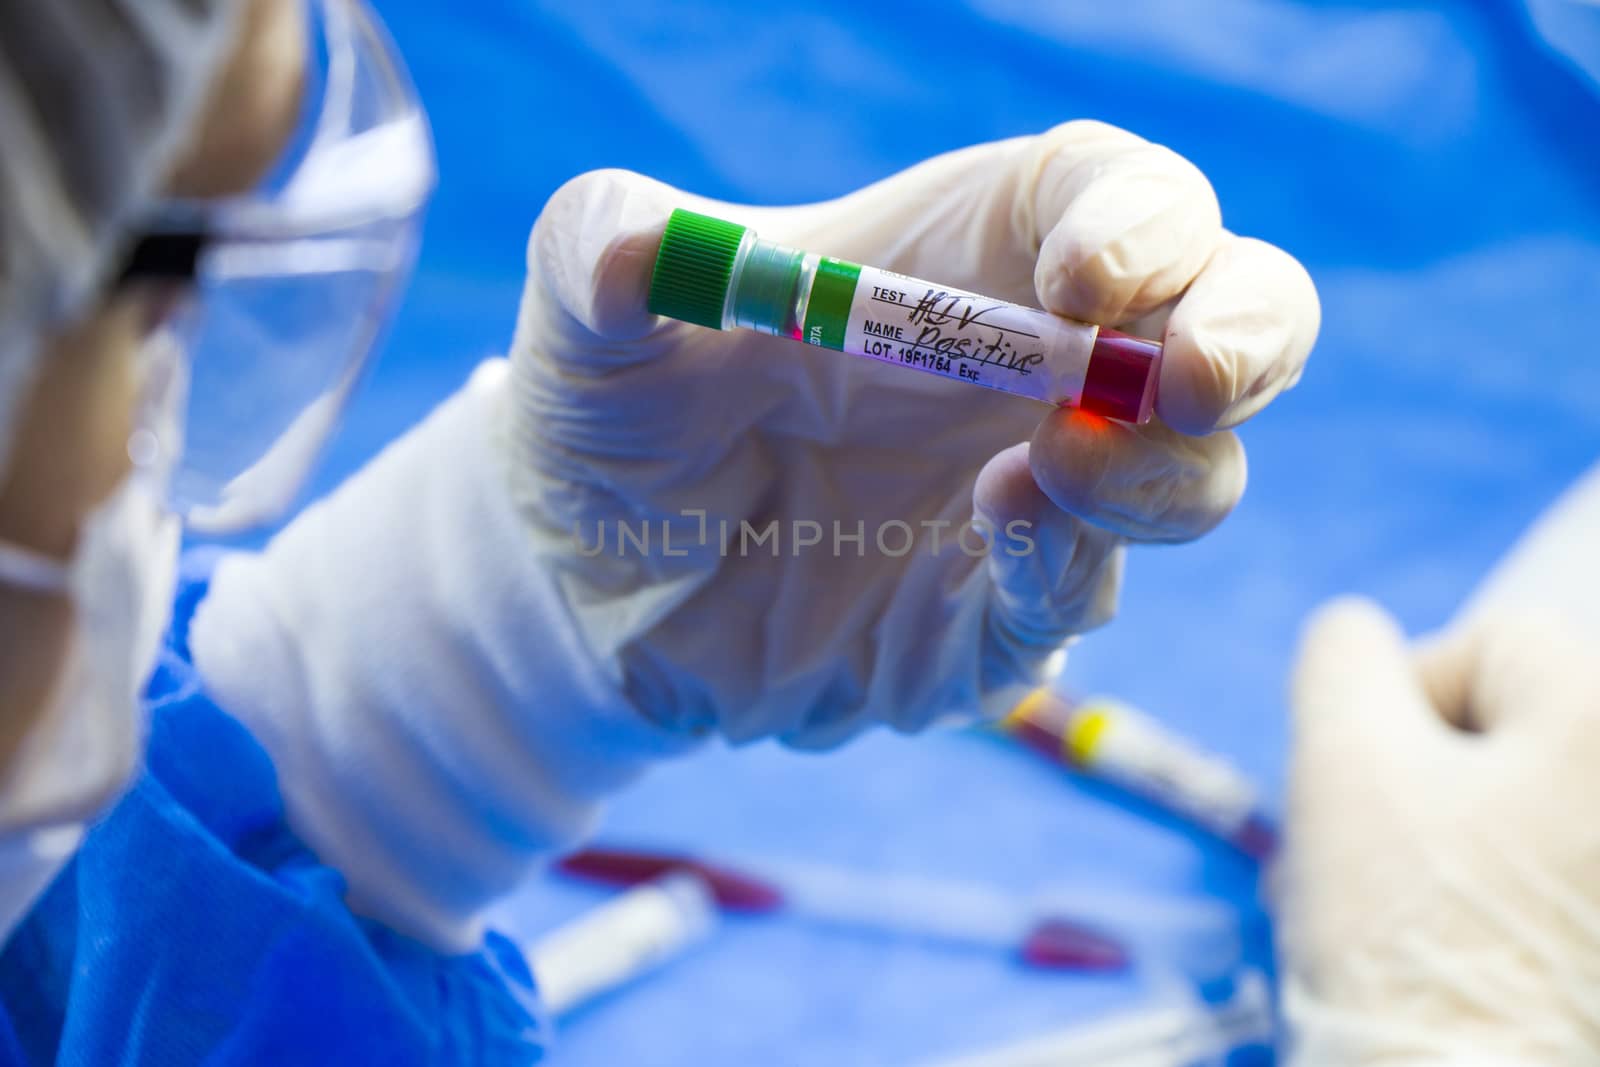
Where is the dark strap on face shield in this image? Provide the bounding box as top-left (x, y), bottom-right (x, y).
top-left (114, 230), bottom-right (209, 287)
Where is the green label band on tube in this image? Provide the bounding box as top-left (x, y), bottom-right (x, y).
top-left (802, 258), bottom-right (861, 351)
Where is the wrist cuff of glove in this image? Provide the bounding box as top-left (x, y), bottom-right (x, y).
top-left (194, 359), bottom-right (697, 952)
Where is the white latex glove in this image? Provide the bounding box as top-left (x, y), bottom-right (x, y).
top-left (193, 365), bottom-right (698, 953)
top-left (1276, 597), bottom-right (1600, 1066)
top-left (1463, 460), bottom-right (1600, 639)
top-left (505, 120), bottom-right (1320, 749)
top-left (193, 121), bottom-right (1318, 952)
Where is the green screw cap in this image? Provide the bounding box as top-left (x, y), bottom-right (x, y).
top-left (647, 209), bottom-right (748, 329)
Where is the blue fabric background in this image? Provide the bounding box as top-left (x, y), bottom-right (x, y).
top-left (221, 1), bottom-right (1600, 1063)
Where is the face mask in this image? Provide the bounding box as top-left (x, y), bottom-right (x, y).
top-left (0, 473), bottom-right (180, 830)
top-left (0, 472), bottom-right (180, 936)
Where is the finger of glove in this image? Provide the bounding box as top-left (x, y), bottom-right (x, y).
top-left (1030, 121), bottom-right (1224, 328)
top-left (756, 121), bottom-right (1220, 318)
top-left (1411, 627), bottom-right (1480, 733)
top-left (975, 442), bottom-right (1124, 648)
top-left (1290, 597), bottom-right (1446, 779)
top-left (511, 169), bottom-right (787, 517)
top-left (520, 167), bottom-right (744, 362)
top-left (1028, 408), bottom-right (1246, 543)
top-left (1418, 615), bottom-right (1600, 743)
top-left (1157, 234), bottom-right (1320, 435)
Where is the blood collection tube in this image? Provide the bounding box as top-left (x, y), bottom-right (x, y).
top-left (646, 209), bottom-right (1162, 423)
top-left (1000, 688), bottom-right (1279, 859)
top-left (527, 870), bottom-right (718, 1017)
top-left (556, 847), bottom-right (1130, 973)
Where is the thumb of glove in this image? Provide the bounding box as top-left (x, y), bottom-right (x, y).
top-left (1288, 596), bottom-right (1447, 794)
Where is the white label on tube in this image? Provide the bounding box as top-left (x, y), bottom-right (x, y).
top-left (840, 266), bottom-right (1096, 405)
top-left (1085, 704), bottom-right (1258, 837)
top-left (529, 871), bottom-right (717, 1017)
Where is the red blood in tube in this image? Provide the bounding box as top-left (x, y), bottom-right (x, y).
top-left (1007, 710), bottom-right (1071, 765)
top-left (1020, 918), bottom-right (1130, 972)
top-left (1231, 814), bottom-right (1281, 860)
top-left (1081, 328), bottom-right (1161, 423)
top-left (556, 847), bottom-right (786, 913)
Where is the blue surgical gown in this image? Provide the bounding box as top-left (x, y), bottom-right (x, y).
top-left (0, 554), bottom-right (547, 1066)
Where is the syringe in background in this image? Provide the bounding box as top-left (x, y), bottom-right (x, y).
top-left (998, 689), bottom-right (1279, 859)
top-left (527, 870), bottom-right (719, 1018)
top-left (556, 846), bottom-right (1129, 973)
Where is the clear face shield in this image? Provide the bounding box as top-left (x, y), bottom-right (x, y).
top-left (120, 0), bottom-right (437, 534)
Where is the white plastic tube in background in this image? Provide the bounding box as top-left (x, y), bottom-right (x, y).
top-left (919, 969), bottom-right (1273, 1067)
top-left (528, 870), bottom-right (718, 1018)
top-left (744, 856), bottom-right (1241, 981)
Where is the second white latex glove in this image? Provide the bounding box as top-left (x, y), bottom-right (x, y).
top-left (1277, 598), bottom-right (1600, 1065)
top-left (506, 120), bottom-right (1320, 749)
top-left (1463, 460), bottom-right (1600, 639)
